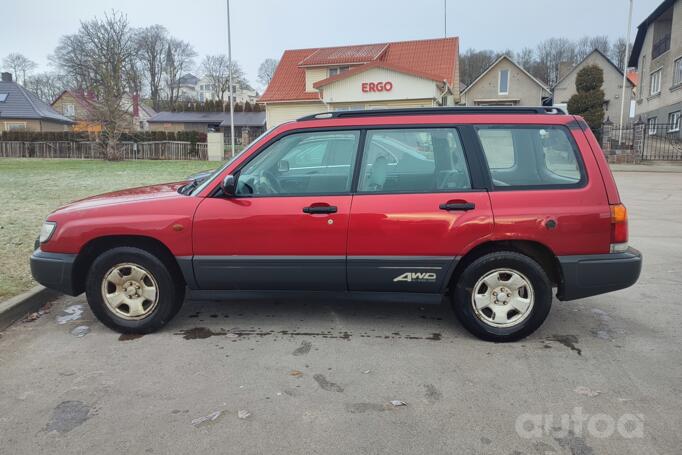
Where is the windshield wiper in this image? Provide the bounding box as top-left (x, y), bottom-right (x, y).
top-left (178, 179), bottom-right (199, 195)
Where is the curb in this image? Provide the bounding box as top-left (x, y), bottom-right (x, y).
top-left (0, 286), bottom-right (61, 331)
top-left (610, 164), bottom-right (682, 173)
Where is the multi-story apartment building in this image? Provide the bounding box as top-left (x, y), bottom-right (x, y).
top-left (629, 0), bottom-right (682, 135)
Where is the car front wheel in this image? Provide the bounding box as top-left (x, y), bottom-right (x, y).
top-left (85, 247), bottom-right (184, 334)
top-left (452, 251), bottom-right (552, 342)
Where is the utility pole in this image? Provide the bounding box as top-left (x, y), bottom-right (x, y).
top-left (444, 0), bottom-right (447, 37)
top-left (227, 0), bottom-right (235, 157)
top-left (619, 0), bottom-right (633, 144)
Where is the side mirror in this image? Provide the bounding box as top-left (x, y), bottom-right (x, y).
top-left (277, 159), bottom-right (290, 172)
top-left (221, 174), bottom-right (237, 196)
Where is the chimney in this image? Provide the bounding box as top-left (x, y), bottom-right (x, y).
top-left (132, 93), bottom-right (140, 117)
top-left (1, 72), bottom-right (12, 82)
top-left (558, 62), bottom-right (573, 82)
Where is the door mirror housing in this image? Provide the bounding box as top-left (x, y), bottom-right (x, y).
top-left (221, 174), bottom-right (237, 196)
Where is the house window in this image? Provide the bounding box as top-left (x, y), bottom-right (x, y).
top-left (329, 66), bottom-right (350, 77)
top-left (63, 103), bottom-right (75, 118)
top-left (0, 93), bottom-right (8, 102)
top-left (668, 111), bottom-right (681, 132)
top-left (498, 69), bottom-right (509, 95)
top-left (650, 69), bottom-right (662, 95)
top-left (673, 57), bottom-right (682, 87)
top-left (4, 122), bottom-right (26, 131)
top-left (648, 117), bottom-right (657, 135)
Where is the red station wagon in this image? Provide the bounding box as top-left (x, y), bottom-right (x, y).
top-left (31, 107), bottom-right (642, 341)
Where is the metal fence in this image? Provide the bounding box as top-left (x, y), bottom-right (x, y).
top-left (642, 123), bottom-right (682, 161)
top-left (0, 141), bottom-right (208, 160)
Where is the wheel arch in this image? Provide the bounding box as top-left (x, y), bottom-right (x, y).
top-left (71, 235), bottom-right (187, 296)
top-left (447, 240), bottom-right (562, 292)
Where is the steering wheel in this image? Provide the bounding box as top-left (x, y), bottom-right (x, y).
top-left (258, 170), bottom-right (283, 194)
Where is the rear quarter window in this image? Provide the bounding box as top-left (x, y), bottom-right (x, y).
top-left (475, 125), bottom-right (585, 189)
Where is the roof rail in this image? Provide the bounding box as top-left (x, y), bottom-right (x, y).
top-left (298, 106), bottom-right (566, 121)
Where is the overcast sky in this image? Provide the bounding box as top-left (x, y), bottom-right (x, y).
top-left (0, 0), bottom-right (661, 90)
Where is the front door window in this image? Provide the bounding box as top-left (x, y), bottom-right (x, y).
top-left (237, 130), bottom-right (360, 196)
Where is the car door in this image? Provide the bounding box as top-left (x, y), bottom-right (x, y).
top-left (193, 129), bottom-right (361, 290)
top-left (347, 126), bottom-right (494, 293)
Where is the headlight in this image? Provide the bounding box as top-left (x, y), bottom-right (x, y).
top-left (39, 222), bottom-right (57, 243)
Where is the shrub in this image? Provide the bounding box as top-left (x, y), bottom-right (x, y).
top-left (567, 64), bottom-right (605, 135)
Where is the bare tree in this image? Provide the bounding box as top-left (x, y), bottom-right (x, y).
top-left (52, 33), bottom-right (98, 91)
top-left (201, 55), bottom-right (248, 108)
top-left (516, 47), bottom-right (535, 71)
top-left (2, 53), bottom-right (37, 84)
top-left (257, 58), bottom-right (278, 87)
top-left (610, 38), bottom-right (629, 71)
top-left (53, 11), bottom-right (136, 159)
top-left (576, 35), bottom-right (610, 61)
top-left (163, 38), bottom-right (196, 107)
top-left (24, 72), bottom-right (70, 103)
top-left (459, 49), bottom-right (498, 86)
top-left (535, 38), bottom-right (576, 86)
top-left (134, 25), bottom-right (168, 110)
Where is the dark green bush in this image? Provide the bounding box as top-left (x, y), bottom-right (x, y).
top-left (567, 65), bottom-right (605, 134)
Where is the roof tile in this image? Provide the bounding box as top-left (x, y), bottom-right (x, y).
top-left (260, 37), bottom-right (458, 103)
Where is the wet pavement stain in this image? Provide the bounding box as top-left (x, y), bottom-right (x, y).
top-left (546, 335), bottom-right (582, 356)
top-left (174, 327), bottom-right (447, 342)
top-left (118, 333), bottom-right (144, 341)
top-left (313, 374), bottom-right (344, 392)
top-left (292, 340), bottom-right (312, 356)
top-left (423, 384), bottom-right (442, 403)
top-left (175, 327), bottom-right (226, 339)
top-left (45, 400), bottom-right (90, 433)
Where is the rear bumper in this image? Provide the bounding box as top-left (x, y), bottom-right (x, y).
top-left (557, 247), bottom-right (642, 301)
top-left (30, 249), bottom-right (78, 296)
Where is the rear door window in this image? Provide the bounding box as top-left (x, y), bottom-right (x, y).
top-left (357, 128), bottom-right (471, 193)
top-left (475, 126), bottom-right (584, 188)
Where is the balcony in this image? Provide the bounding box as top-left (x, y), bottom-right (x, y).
top-left (652, 33), bottom-right (671, 59)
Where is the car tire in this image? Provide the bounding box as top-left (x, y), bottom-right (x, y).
top-left (85, 247), bottom-right (185, 334)
top-left (452, 251), bottom-right (552, 342)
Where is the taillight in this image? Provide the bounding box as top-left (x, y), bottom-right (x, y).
top-left (610, 203), bottom-right (628, 253)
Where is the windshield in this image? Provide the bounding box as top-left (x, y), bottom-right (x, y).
top-left (189, 127), bottom-right (276, 196)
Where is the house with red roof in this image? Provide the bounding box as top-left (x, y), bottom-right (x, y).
top-left (259, 37), bottom-right (460, 127)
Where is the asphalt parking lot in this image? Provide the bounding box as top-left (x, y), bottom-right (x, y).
top-left (0, 171), bottom-right (681, 455)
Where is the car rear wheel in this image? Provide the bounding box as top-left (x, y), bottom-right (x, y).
top-left (452, 251), bottom-right (552, 342)
top-left (85, 247), bottom-right (184, 334)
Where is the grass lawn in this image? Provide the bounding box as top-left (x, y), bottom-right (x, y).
top-left (0, 158), bottom-right (212, 301)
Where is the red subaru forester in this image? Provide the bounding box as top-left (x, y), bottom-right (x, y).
top-left (31, 107), bottom-right (642, 341)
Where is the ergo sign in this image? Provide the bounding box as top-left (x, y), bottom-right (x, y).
top-left (361, 81), bottom-right (393, 93)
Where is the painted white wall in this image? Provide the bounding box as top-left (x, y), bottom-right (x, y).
top-left (320, 68), bottom-right (442, 104)
top-left (305, 68), bottom-right (328, 92)
top-left (207, 132), bottom-right (224, 161)
top-left (265, 102), bottom-right (325, 127)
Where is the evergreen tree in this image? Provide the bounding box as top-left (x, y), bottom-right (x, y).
top-left (567, 65), bottom-right (605, 137)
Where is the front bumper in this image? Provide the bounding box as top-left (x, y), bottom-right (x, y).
top-left (30, 249), bottom-right (78, 295)
top-left (557, 247), bottom-right (642, 301)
